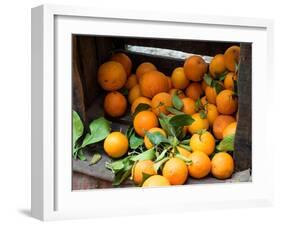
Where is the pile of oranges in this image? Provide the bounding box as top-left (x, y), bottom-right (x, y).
top-left (98, 46), bottom-right (240, 187)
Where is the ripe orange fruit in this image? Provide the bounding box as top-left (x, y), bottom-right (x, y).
top-left (182, 97), bottom-right (196, 115)
top-left (171, 67), bottom-right (190, 89)
top-left (98, 61), bottom-right (127, 91)
top-left (139, 71), bottom-right (170, 98)
top-left (163, 158), bottom-right (188, 185)
top-left (103, 132), bottom-right (129, 158)
top-left (205, 86), bottom-right (218, 104)
top-left (188, 113), bottom-right (209, 134)
top-left (185, 82), bottom-right (204, 101)
top-left (211, 152), bottom-right (234, 179)
top-left (190, 131), bottom-right (215, 156)
top-left (224, 45), bottom-right (240, 72)
top-left (169, 89), bottom-right (185, 99)
top-left (201, 96), bottom-right (208, 105)
top-left (144, 128), bottom-right (166, 149)
top-left (104, 91), bottom-right (127, 117)
top-left (209, 54), bottom-right (226, 78)
top-left (142, 175), bottom-right (171, 187)
top-left (136, 62), bottom-right (157, 80)
top-left (224, 72), bottom-right (237, 91)
top-left (151, 92), bottom-right (172, 116)
top-left (213, 115), bottom-right (236, 139)
top-left (132, 160), bottom-right (156, 185)
top-left (110, 52), bottom-right (132, 77)
top-left (125, 74), bottom-right (138, 89)
top-left (133, 110), bottom-right (159, 137)
top-left (188, 151), bottom-right (211, 179)
top-left (128, 84), bottom-right (142, 104)
top-left (166, 76), bottom-right (173, 89)
top-left (205, 103), bottom-right (219, 126)
top-left (184, 56), bottom-right (207, 81)
top-left (201, 79), bottom-right (208, 92)
top-left (131, 97), bottom-right (152, 114)
top-left (176, 146), bottom-right (191, 158)
top-left (216, 90), bottom-right (238, 115)
top-left (222, 122), bottom-right (237, 138)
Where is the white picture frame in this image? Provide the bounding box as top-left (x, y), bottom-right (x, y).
top-left (31, 4), bottom-right (274, 221)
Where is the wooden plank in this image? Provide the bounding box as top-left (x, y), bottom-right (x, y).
top-left (234, 43), bottom-right (252, 171)
top-left (114, 37), bottom-right (240, 56)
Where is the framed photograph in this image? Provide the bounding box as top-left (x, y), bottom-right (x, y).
top-left (31, 4), bottom-right (274, 221)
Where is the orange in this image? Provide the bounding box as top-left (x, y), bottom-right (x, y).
top-left (131, 97), bottom-right (152, 114)
top-left (104, 91), bottom-right (127, 117)
top-left (224, 45), bottom-right (240, 72)
top-left (224, 72), bottom-right (237, 91)
top-left (136, 62), bottom-right (157, 80)
top-left (176, 146), bottom-right (191, 158)
top-left (213, 115), bottom-right (236, 139)
top-left (205, 104), bottom-right (219, 126)
top-left (163, 158), bottom-right (188, 185)
top-left (201, 96), bottom-right (208, 105)
top-left (110, 52), bottom-right (132, 77)
top-left (211, 152), bottom-right (234, 179)
top-left (201, 79), bottom-right (208, 92)
top-left (132, 160), bottom-right (156, 185)
top-left (185, 82), bottom-right (203, 101)
top-left (216, 90), bottom-right (238, 115)
top-left (223, 122), bottom-right (237, 138)
top-left (98, 61), bottom-right (127, 91)
top-left (144, 128), bottom-right (166, 149)
top-left (188, 113), bottom-right (209, 134)
top-left (139, 70), bottom-right (170, 98)
top-left (190, 131), bottom-right (215, 156)
top-left (169, 89), bottom-right (185, 99)
top-left (133, 110), bottom-right (159, 137)
top-left (171, 67), bottom-right (190, 89)
top-left (184, 56), bottom-right (208, 81)
top-left (166, 76), bottom-right (173, 89)
top-left (205, 86), bottom-right (218, 104)
top-left (188, 151), bottom-right (211, 179)
top-left (209, 54), bottom-right (226, 78)
top-left (103, 132), bottom-right (129, 158)
top-left (182, 97), bottom-right (196, 115)
top-left (128, 84), bottom-right (142, 104)
top-left (125, 74), bottom-right (138, 89)
top-left (142, 175), bottom-right (171, 187)
top-left (151, 92), bottom-right (172, 116)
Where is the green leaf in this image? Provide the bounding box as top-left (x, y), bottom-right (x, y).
top-left (195, 98), bottom-right (202, 112)
top-left (155, 148), bottom-right (169, 162)
top-left (72, 111), bottom-right (84, 148)
top-left (119, 87), bottom-right (129, 96)
top-left (105, 156), bottom-right (131, 173)
top-left (89, 153), bottom-right (102, 165)
top-left (81, 117), bottom-right (111, 148)
top-left (154, 157), bottom-right (169, 172)
top-left (146, 131), bottom-right (169, 146)
top-left (204, 73), bottom-right (213, 86)
top-left (130, 148), bottom-right (156, 162)
top-left (129, 132), bottom-right (144, 149)
top-left (112, 166), bottom-right (132, 186)
top-left (199, 110), bottom-right (207, 119)
top-left (169, 114), bottom-right (194, 127)
top-left (213, 81), bottom-right (224, 94)
top-left (132, 103), bottom-right (151, 118)
top-left (77, 149), bottom-right (86, 161)
top-left (159, 114), bottom-right (177, 137)
top-left (217, 134), bottom-right (235, 152)
top-left (178, 144), bottom-right (192, 151)
top-left (175, 154), bottom-right (192, 165)
top-left (172, 94), bottom-right (183, 110)
top-left (181, 139), bottom-right (190, 145)
top-left (166, 106), bottom-right (184, 115)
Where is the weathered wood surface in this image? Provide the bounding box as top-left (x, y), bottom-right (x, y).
top-left (234, 43), bottom-right (252, 171)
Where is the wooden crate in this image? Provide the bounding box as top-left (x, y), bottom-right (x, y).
top-left (72, 35), bottom-right (252, 189)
